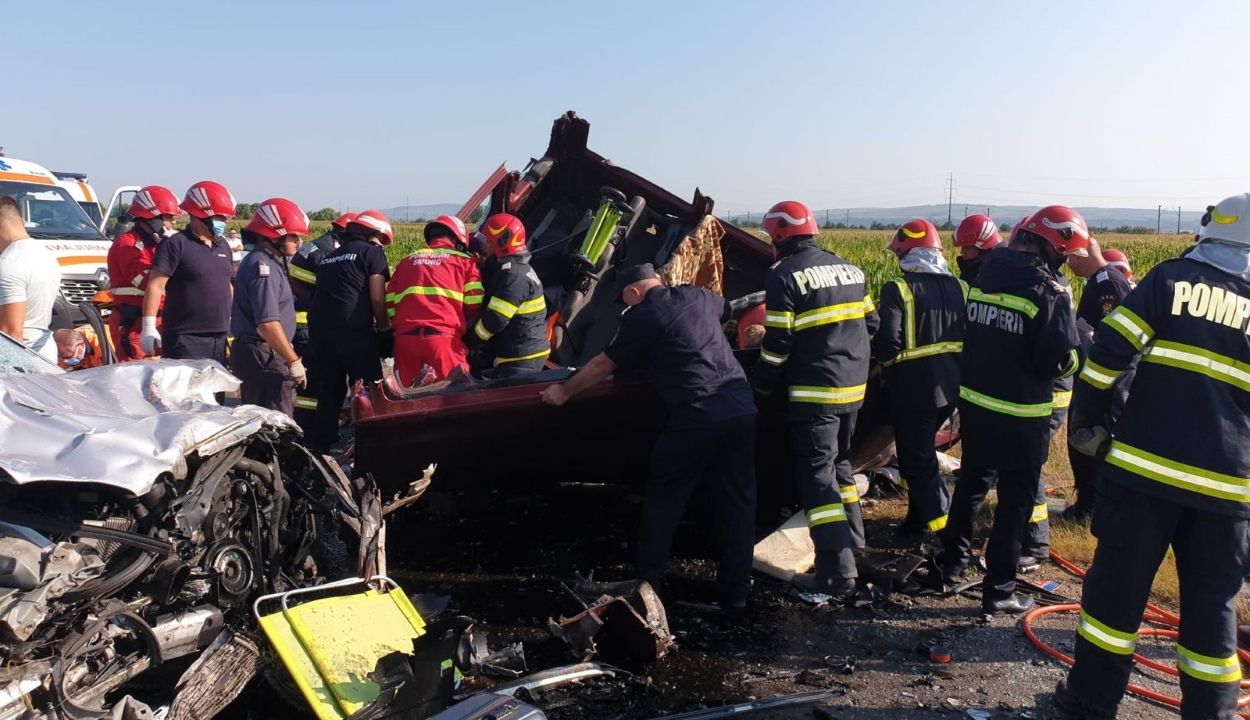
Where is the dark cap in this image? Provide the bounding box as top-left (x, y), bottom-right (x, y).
top-left (615, 263), bottom-right (659, 302)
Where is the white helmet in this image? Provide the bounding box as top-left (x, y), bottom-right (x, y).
top-left (1199, 193), bottom-right (1250, 246)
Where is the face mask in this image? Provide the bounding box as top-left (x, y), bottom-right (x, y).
top-left (146, 218), bottom-right (166, 234)
top-left (163, 227), bottom-right (178, 238)
top-left (210, 219), bottom-right (228, 237)
top-left (63, 344), bottom-right (85, 367)
top-left (956, 256), bottom-right (982, 282)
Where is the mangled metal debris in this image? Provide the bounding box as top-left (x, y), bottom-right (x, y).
top-left (0, 354), bottom-right (385, 719)
top-left (547, 578), bottom-right (674, 664)
top-left (475, 663), bottom-right (622, 699)
top-left (428, 693), bottom-right (547, 720)
top-left (646, 689), bottom-right (844, 720)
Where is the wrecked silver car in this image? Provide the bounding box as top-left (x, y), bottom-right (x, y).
top-left (0, 335), bottom-right (380, 719)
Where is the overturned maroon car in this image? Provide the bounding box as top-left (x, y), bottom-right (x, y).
top-left (352, 112), bottom-right (939, 490)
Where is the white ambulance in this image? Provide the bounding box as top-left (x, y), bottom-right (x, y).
top-left (0, 157), bottom-right (115, 328)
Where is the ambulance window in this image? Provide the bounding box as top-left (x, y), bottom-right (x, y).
top-left (0, 181), bottom-right (105, 239)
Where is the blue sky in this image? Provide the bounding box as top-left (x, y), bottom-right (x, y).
top-left (5, 0), bottom-right (1248, 214)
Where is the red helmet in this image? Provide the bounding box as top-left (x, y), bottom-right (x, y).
top-left (180, 181), bottom-right (236, 219)
top-left (477, 213), bottom-right (527, 257)
top-left (889, 219), bottom-right (942, 258)
top-left (1019, 206), bottom-right (1090, 257)
top-left (331, 212), bottom-right (358, 230)
top-left (1103, 248), bottom-right (1132, 278)
top-left (127, 186), bottom-right (180, 220)
top-left (425, 214), bottom-right (468, 248)
top-left (1009, 215), bottom-right (1032, 243)
top-left (761, 201), bottom-right (818, 243)
top-left (954, 214), bottom-right (1002, 250)
top-left (347, 210), bottom-right (394, 245)
top-left (245, 198), bottom-right (310, 240)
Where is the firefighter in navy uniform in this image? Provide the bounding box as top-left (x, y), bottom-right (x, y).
top-left (752, 200), bottom-right (879, 598)
top-left (464, 213), bottom-right (548, 378)
top-left (1055, 194), bottom-right (1250, 720)
top-left (230, 199), bottom-right (310, 414)
top-left (937, 205), bottom-right (1085, 615)
top-left (288, 212), bottom-right (355, 433)
top-left (873, 219), bottom-right (967, 536)
top-left (541, 264), bottom-right (758, 613)
top-left (952, 215), bottom-right (1059, 574)
top-left (1060, 238), bottom-right (1136, 521)
top-left (309, 210), bottom-right (392, 454)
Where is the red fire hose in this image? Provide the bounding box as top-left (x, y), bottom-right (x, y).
top-left (1024, 551), bottom-right (1250, 716)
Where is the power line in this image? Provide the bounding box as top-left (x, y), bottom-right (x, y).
top-left (959, 184), bottom-right (1216, 202)
top-left (959, 171), bottom-right (1250, 183)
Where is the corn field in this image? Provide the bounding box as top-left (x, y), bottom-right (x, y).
top-left (809, 229), bottom-right (1193, 305)
top-left (290, 221), bottom-right (1193, 304)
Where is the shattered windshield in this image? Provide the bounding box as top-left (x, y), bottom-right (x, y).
top-left (0, 180), bottom-right (107, 240)
top-left (0, 332), bottom-right (62, 375)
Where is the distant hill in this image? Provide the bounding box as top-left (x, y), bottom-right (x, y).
top-left (377, 203), bottom-right (463, 222)
top-left (373, 201), bottom-right (1203, 233)
top-left (726, 204), bottom-right (1204, 233)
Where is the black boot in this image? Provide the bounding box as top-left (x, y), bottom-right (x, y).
top-left (982, 593), bottom-right (1034, 615)
top-left (1053, 678), bottom-right (1117, 720)
top-left (791, 573), bottom-right (856, 601)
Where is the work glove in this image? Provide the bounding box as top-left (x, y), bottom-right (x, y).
top-left (288, 358), bottom-right (308, 390)
top-left (1069, 426), bottom-right (1110, 457)
top-left (376, 328), bottom-right (395, 359)
top-left (139, 316), bottom-right (161, 356)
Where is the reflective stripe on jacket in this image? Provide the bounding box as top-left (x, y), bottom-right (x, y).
top-left (466, 253), bottom-right (549, 362)
top-left (754, 238), bottom-right (879, 415)
top-left (1072, 257), bottom-right (1250, 517)
top-left (386, 242), bottom-right (484, 337)
top-left (873, 272), bottom-right (967, 407)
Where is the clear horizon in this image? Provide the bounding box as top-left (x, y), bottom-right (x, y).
top-left (6, 0), bottom-right (1248, 215)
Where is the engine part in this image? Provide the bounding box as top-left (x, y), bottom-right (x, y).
top-left (79, 516), bottom-right (137, 561)
top-left (0, 541), bottom-right (104, 641)
top-left (147, 556), bottom-right (191, 606)
top-left (0, 521), bottom-right (52, 549)
top-left (60, 549), bottom-right (155, 604)
top-left (167, 630), bottom-right (261, 720)
top-left (0, 659), bottom-right (53, 720)
top-left (206, 542), bottom-right (255, 607)
top-left (152, 605), bottom-right (225, 662)
top-left (0, 536), bottom-right (47, 590)
top-left (0, 507), bottom-right (171, 556)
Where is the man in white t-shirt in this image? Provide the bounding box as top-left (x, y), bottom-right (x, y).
top-left (0, 196), bottom-right (60, 360)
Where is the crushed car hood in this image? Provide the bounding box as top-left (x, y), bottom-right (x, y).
top-left (0, 360), bottom-right (297, 495)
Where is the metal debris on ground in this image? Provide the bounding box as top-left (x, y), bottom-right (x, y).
top-left (548, 578), bottom-right (674, 664)
top-left (471, 663), bottom-right (622, 699)
top-left (428, 693), bottom-right (547, 720)
top-left (644, 690), bottom-right (844, 720)
top-left (822, 655), bottom-right (857, 674)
